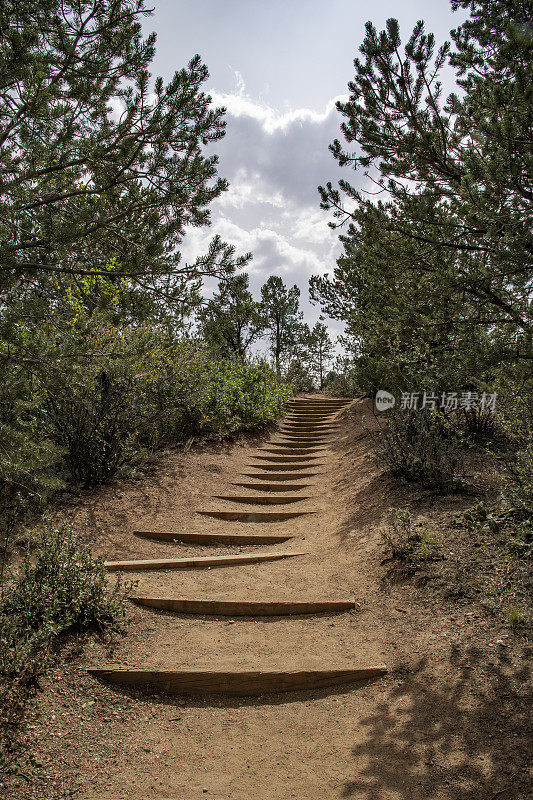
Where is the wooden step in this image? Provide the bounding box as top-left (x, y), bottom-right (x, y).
top-left (133, 530), bottom-right (293, 545)
top-left (287, 397), bottom-right (348, 402)
top-left (264, 449), bottom-right (326, 455)
top-left (246, 463), bottom-right (325, 471)
top-left (260, 449), bottom-right (324, 456)
top-left (196, 510), bottom-right (316, 522)
top-left (260, 446), bottom-right (325, 454)
top-left (281, 424), bottom-right (339, 431)
top-left (285, 411), bottom-right (336, 416)
top-left (88, 666), bottom-right (387, 696)
top-left (241, 472), bottom-right (322, 481)
top-left (285, 406), bottom-right (344, 416)
top-left (284, 419), bottom-right (333, 424)
top-left (279, 429), bottom-right (333, 436)
top-left (287, 399), bottom-right (347, 403)
top-left (280, 427), bottom-right (332, 433)
top-left (285, 408), bottom-right (337, 417)
top-left (213, 495), bottom-right (309, 505)
top-left (264, 433), bottom-right (329, 444)
top-left (129, 598), bottom-right (356, 616)
top-left (252, 454), bottom-right (321, 462)
top-left (287, 404), bottom-right (347, 410)
top-left (105, 551), bottom-right (305, 572)
top-left (278, 421), bottom-right (329, 436)
top-left (284, 418), bottom-right (341, 423)
top-left (279, 431), bottom-right (335, 437)
top-left (232, 482), bottom-right (312, 492)
top-left (277, 437), bottom-right (329, 444)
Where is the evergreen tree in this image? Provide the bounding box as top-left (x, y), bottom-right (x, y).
top-left (313, 0), bottom-right (532, 392)
top-left (197, 274), bottom-right (265, 360)
top-left (306, 322), bottom-right (334, 389)
top-left (0, 0), bottom-right (249, 295)
top-left (260, 276), bottom-right (302, 377)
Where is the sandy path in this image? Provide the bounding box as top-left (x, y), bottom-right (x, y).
top-left (77, 395), bottom-right (395, 799)
top-left (12, 396), bottom-right (531, 800)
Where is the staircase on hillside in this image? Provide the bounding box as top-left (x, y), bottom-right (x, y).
top-left (89, 396), bottom-right (386, 697)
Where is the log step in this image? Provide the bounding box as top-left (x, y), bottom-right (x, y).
top-left (285, 414), bottom-right (337, 420)
top-left (268, 440), bottom-right (327, 448)
top-left (280, 429), bottom-right (331, 434)
top-left (252, 454), bottom-right (321, 462)
top-left (278, 421), bottom-right (331, 436)
top-left (129, 598), bottom-right (356, 616)
top-left (283, 419), bottom-right (340, 423)
top-left (286, 407), bottom-right (339, 412)
top-left (287, 398), bottom-right (348, 402)
top-left (232, 482), bottom-right (312, 492)
top-left (284, 420), bottom-right (333, 425)
top-left (287, 399), bottom-right (347, 403)
top-left (281, 425), bottom-right (339, 431)
top-left (133, 530), bottom-right (293, 545)
top-left (105, 551), bottom-right (306, 572)
top-left (287, 405), bottom-right (347, 410)
top-left (242, 472), bottom-right (322, 481)
top-left (279, 431), bottom-right (331, 438)
top-left (247, 463), bottom-right (325, 471)
top-left (260, 447), bottom-right (325, 454)
top-left (286, 410), bottom-right (337, 414)
top-left (277, 439), bottom-right (328, 445)
top-left (196, 510), bottom-right (316, 522)
top-left (88, 666), bottom-right (387, 696)
top-left (279, 433), bottom-right (335, 437)
top-left (213, 495), bottom-right (309, 505)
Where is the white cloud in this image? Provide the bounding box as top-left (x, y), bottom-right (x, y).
top-left (210, 88), bottom-right (348, 135)
top-left (180, 73), bottom-right (363, 333)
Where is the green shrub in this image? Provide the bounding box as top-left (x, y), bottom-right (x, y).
top-left (43, 369), bottom-right (137, 487)
top-left (381, 508), bottom-right (436, 561)
top-left (368, 408), bottom-right (466, 492)
top-left (286, 359), bottom-right (315, 393)
top-left (490, 390), bottom-right (533, 557)
top-left (201, 359), bottom-right (291, 434)
top-left (0, 520), bottom-right (128, 689)
top-left (34, 320), bottom-right (291, 487)
top-left (0, 520), bottom-right (128, 777)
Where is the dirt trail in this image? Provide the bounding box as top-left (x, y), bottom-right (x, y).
top-left (11, 396), bottom-right (531, 800)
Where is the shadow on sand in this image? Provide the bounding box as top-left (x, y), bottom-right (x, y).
top-left (341, 644), bottom-right (532, 800)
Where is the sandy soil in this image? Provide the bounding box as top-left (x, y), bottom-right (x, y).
top-left (4, 397), bottom-right (531, 800)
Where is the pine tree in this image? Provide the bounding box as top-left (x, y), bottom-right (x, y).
top-left (197, 274), bottom-right (265, 360)
top-left (314, 1), bottom-right (532, 391)
top-left (260, 276), bottom-right (302, 378)
top-left (0, 0), bottom-right (249, 294)
top-left (306, 322), bottom-right (334, 389)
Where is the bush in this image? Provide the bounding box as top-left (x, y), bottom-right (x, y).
top-left (44, 369), bottom-right (136, 487)
top-left (0, 521), bottom-right (128, 689)
top-left (201, 358), bottom-right (292, 434)
top-left (381, 508), bottom-right (436, 561)
top-left (0, 520), bottom-right (128, 776)
top-left (34, 320), bottom-right (291, 487)
top-left (368, 407), bottom-right (466, 492)
top-left (286, 359), bottom-right (315, 393)
top-left (480, 390), bottom-right (533, 557)
top-left (0, 312), bottom-right (291, 493)
top-left (321, 370), bottom-right (356, 397)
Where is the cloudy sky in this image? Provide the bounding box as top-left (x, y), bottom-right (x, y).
top-left (143, 1), bottom-right (465, 336)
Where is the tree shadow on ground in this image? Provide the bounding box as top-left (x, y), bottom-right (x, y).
top-left (342, 644), bottom-right (532, 800)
